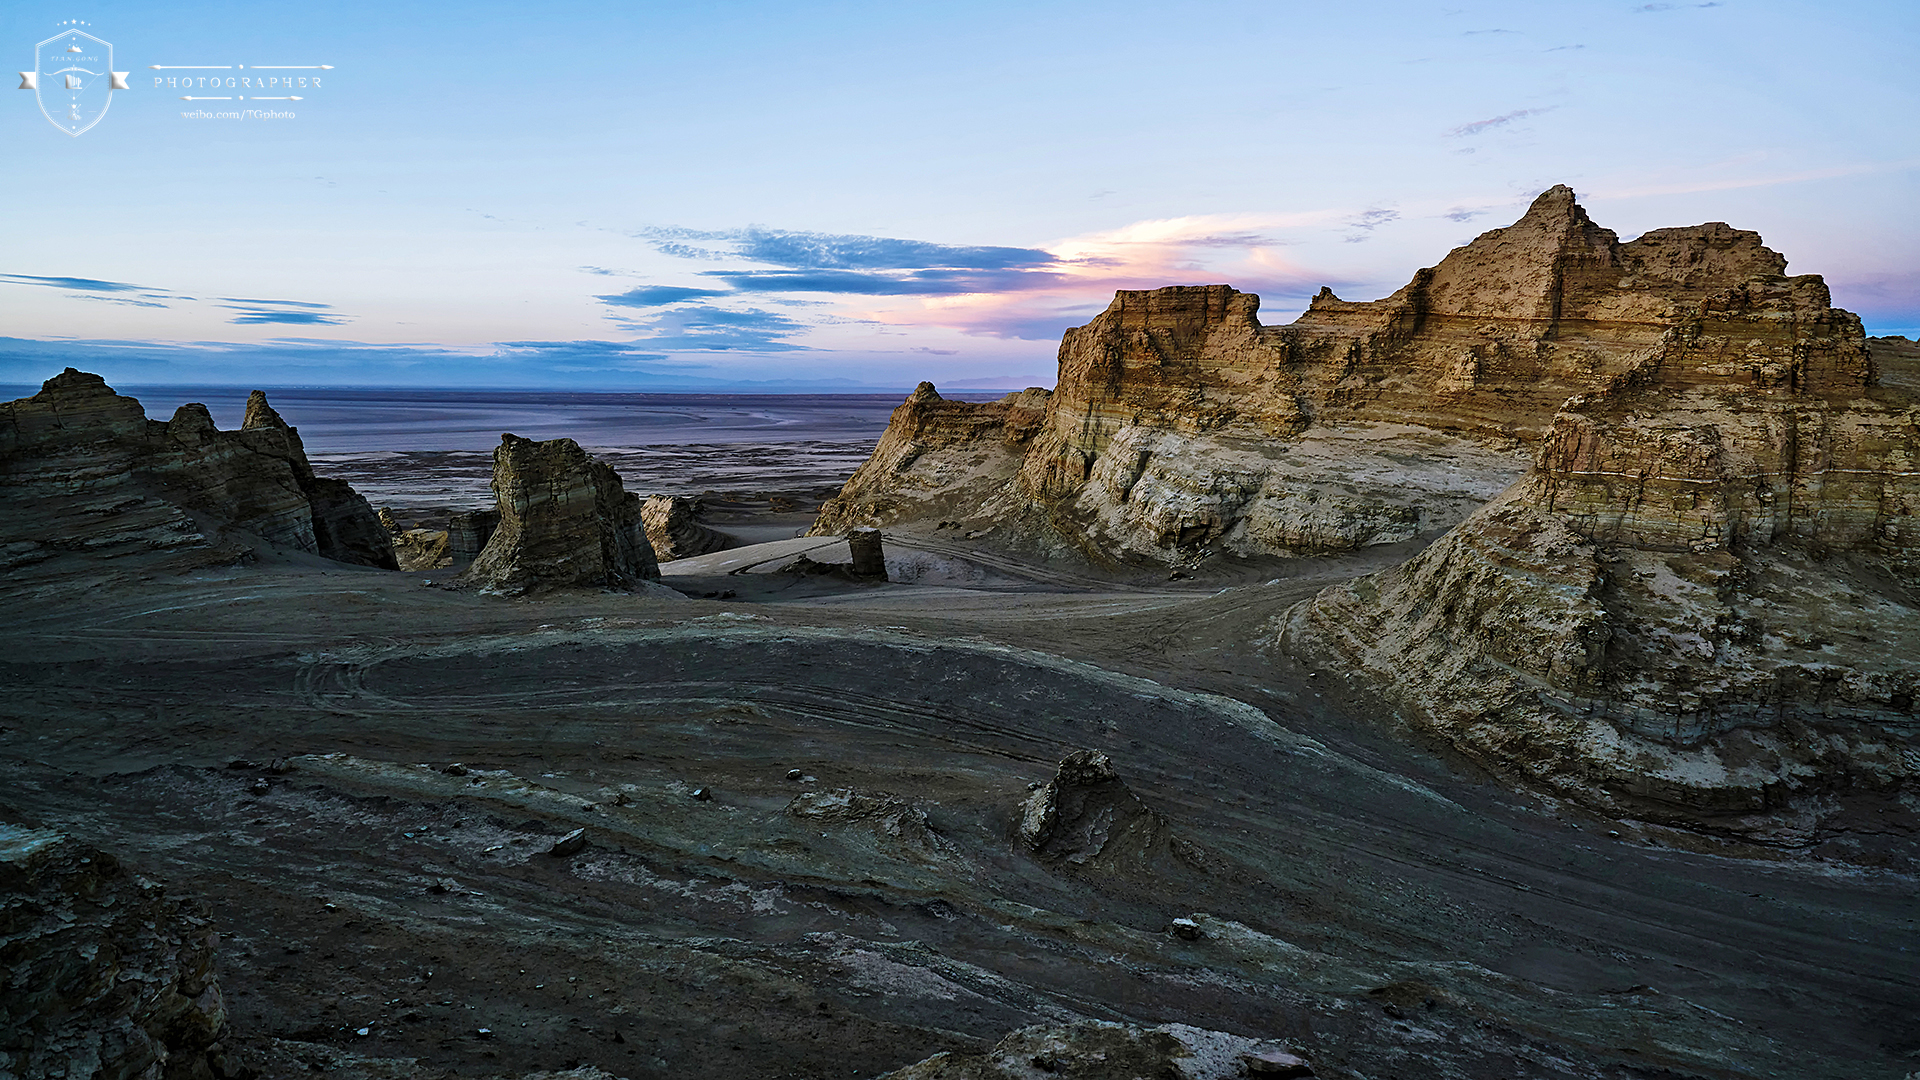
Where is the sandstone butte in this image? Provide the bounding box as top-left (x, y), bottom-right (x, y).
top-left (818, 186), bottom-right (1920, 837)
top-left (0, 369), bottom-right (396, 571)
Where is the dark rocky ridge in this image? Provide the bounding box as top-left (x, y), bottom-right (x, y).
top-left (0, 369), bottom-right (396, 570)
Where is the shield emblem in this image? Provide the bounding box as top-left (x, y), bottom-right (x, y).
top-left (31, 29), bottom-right (123, 137)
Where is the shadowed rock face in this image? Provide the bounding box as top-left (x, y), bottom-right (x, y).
top-left (641, 494), bottom-right (733, 561)
top-left (1017, 750), bottom-right (1179, 874)
top-left (0, 369), bottom-right (396, 569)
top-left (815, 187), bottom-right (1853, 564)
top-left (461, 434), bottom-right (660, 595)
top-left (0, 823), bottom-right (228, 1080)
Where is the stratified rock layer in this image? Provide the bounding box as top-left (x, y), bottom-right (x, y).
top-left (823, 187), bottom-right (1804, 561)
top-left (0, 370), bottom-right (396, 569)
top-left (461, 435), bottom-right (660, 595)
top-left (1279, 292), bottom-right (1919, 834)
top-left (0, 823), bottom-right (227, 1080)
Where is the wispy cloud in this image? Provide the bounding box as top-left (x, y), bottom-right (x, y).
top-left (226, 310), bottom-right (351, 325)
top-left (1, 273), bottom-right (155, 293)
top-left (597, 285), bottom-right (731, 307)
top-left (1447, 107), bottom-right (1554, 138)
top-left (617, 306), bottom-right (812, 352)
top-left (640, 227), bottom-right (1055, 273)
top-left (216, 295), bottom-right (349, 326)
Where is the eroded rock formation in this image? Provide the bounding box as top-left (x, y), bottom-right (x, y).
top-left (1277, 283), bottom-right (1919, 835)
top-left (460, 434), bottom-right (660, 595)
top-left (0, 370), bottom-right (396, 569)
top-left (1017, 750), bottom-right (1178, 872)
top-left (1, 823), bottom-right (228, 1080)
top-left (640, 494), bottom-right (732, 561)
top-left (815, 187), bottom-right (1847, 563)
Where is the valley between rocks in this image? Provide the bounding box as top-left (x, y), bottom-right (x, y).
top-left (1, 525), bottom-right (1914, 1079)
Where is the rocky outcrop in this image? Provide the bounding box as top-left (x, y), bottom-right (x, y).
top-left (815, 188), bottom-right (1839, 563)
top-left (878, 1021), bottom-right (1313, 1080)
top-left (1, 823), bottom-right (228, 1080)
top-left (812, 383), bottom-right (1050, 534)
top-left (447, 509), bottom-right (500, 564)
top-left (0, 370), bottom-right (396, 569)
top-left (1017, 751), bottom-right (1177, 872)
top-left (1278, 256), bottom-right (1919, 834)
top-left (460, 434), bottom-right (660, 595)
top-left (640, 495), bottom-right (732, 561)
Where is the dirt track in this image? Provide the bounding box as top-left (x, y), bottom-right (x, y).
top-left (1, 503), bottom-right (1915, 1080)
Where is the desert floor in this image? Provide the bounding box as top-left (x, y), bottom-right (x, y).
top-left (2, 492), bottom-right (1914, 1080)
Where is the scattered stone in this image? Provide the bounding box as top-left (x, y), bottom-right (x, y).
top-left (787, 768), bottom-right (804, 781)
top-left (690, 788), bottom-right (712, 801)
top-left (1170, 917), bottom-right (1203, 940)
top-left (266, 757), bottom-right (293, 774)
top-left (443, 762), bottom-right (469, 776)
top-left (1242, 1045), bottom-right (1314, 1076)
top-left (248, 779), bottom-right (271, 795)
top-left (548, 828), bottom-right (589, 857)
top-left (227, 759), bottom-right (256, 770)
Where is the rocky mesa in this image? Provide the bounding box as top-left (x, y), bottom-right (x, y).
top-left (815, 186), bottom-right (1857, 564)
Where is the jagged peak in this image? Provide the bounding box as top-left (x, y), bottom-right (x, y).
top-left (242, 389), bottom-right (290, 432)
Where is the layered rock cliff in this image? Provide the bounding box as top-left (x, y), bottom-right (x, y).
top-left (1277, 277), bottom-right (1918, 835)
top-left (814, 187), bottom-right (1828, 563)
top-left (460, 434), bottom-right (660, 595)
top-left (0, 369), bottom-right (396, 569)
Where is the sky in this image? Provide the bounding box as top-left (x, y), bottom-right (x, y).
top-left (3, 0), bottom-right (1915, 391)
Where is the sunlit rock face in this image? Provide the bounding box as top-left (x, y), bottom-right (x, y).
top-left (0, 369), bottom-right (396, 569)
top-left (1278, 316), bottom-right (1919, 838)
top-left (461, 434), bottom-right (660, 595)
top-left (820, 186), bottom-right (1844, 563)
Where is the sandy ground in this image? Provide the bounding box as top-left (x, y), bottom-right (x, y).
top-left (2, 490), bottom-right (1915, 1080)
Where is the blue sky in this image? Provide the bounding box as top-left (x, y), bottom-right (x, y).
top-left (4, 0), bottom-right (1915, 389)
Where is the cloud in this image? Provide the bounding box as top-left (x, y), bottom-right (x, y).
top-left (705, 267), bottom-right (1062, 296)
top-left (596, 285), bottom-right (731, 307)
top-left (1443, 207), bottom-right (1487, 222)
top-left (641, 227), bottom-right (1055, 273)
top-left (209, 294), bottom-right (349, 325)
top-left (218, 297), bottom-right (331, 309)
top-left (619, 306), bottom-right (812, 352)
top-left (1, 273), bottom-right (154, 293)
top-left (1447, 107), bottom-right (1554, 138)
top-left (226, 310), bottom-right (352, 325)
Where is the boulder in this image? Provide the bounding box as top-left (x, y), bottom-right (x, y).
top-left (1018, 751), bottom-right (1171, 870)
top-left (460, 434), bottom-right (660, 595)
